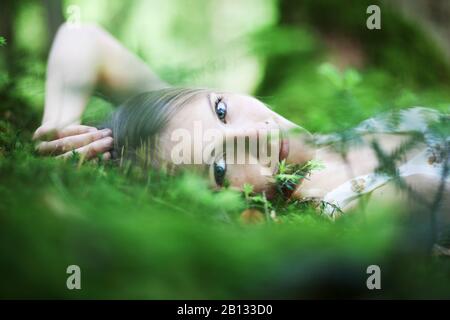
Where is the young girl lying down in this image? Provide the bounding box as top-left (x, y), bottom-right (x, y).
top-left (34, 23), bottom-right (449, 229)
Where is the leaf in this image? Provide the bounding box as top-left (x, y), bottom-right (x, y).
top-left (243, 183), bottom-right (254, 199)
top-left (318, 63), bottom-right (342, 89)
top-left (343, 69), bottom-right (361, 89)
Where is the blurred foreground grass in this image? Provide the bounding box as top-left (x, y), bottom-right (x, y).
top-left (1, 138), bottom-right (450, 299)
top-left (1, 60), bottom-right (450, 297)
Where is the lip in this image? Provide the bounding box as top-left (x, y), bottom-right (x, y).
top-left (279, 137), bottom-right (289, 162)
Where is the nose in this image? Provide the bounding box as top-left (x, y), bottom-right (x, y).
top-left (221, 120), bottom-right (281, 167)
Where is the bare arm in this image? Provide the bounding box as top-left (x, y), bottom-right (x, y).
top-left (34, 22), bottom-right (168, 159)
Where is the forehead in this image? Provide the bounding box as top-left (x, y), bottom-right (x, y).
top-left (173, 92), bottom-right (266, 120)
top-left (175, 92), bottom-right (214, 125)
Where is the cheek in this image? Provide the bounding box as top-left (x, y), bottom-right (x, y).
top-left (246, 106), bottom-right (272, 123)
top-left (230, 97), bottom-right (271, 123)
top-left (226, 164), bottom-right (274, 193)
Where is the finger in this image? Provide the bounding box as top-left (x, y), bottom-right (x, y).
top-left (36, 129), bottom-right (112, 155)
top-left (90, 152), bottom-right (112, 164)
top-left (102, 151), bottom-right (111, 161)
top-left (34, 124), bottom-right (96, 141)
top-left (56, 125), bottom-right (98, 139)
top-left (58, 136), bottom-right (114, 160)
top-left (33, 125), bottom-right (57, 141)
top-left (41, 128), bottom-right (112, 155)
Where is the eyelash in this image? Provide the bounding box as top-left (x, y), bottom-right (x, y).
top-left (214, 96), bottom-right (227, 123)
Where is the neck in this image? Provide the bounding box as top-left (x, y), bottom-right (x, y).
top-left (291, 147), bottom-right (347, 200)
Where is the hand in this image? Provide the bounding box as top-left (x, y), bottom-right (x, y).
top-left (33, 124), bottom-right (113, 161)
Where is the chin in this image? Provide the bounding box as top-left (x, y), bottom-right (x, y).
top-left (285, 147), bottom-right (307, 165)
top-left (285, 135), bottom-right (315, 165)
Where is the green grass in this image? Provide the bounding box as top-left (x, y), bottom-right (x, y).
top-left (2, 59), bottom-right (450, 299)
top-left (0, 148), bottom-right (433, 298)
top-left (1, 107), bottom-right (450, 298)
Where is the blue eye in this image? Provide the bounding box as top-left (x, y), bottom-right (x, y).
top-left (215, 98), bottom-right (227, 123)
top-left (213, 158), bottom-right (226, 186)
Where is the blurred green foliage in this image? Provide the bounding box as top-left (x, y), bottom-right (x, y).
top-left (0, 0), bottom-right (450, 298)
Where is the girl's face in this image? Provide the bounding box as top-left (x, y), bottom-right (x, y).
top-left (158, 92), bottom-right (314, 196)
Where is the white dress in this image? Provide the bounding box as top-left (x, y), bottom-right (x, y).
top-left (314, 107), bottom-right (449, 218)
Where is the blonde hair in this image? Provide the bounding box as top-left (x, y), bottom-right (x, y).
top-left (104, 87), bottom-right (208, 168)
